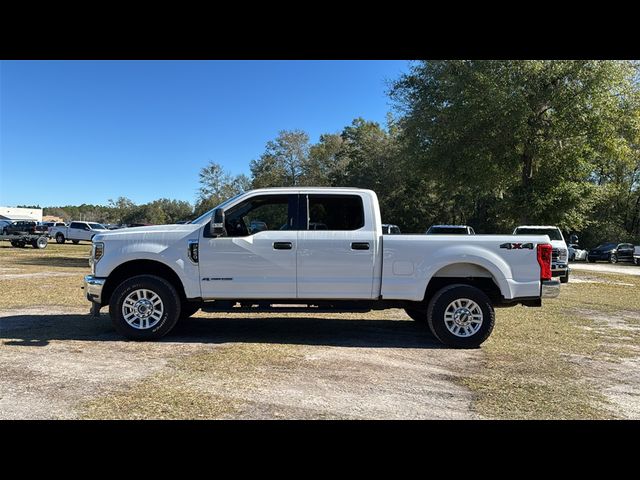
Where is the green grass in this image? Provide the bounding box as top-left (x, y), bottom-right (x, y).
top-left (0, 242), bottom-right (92, 309)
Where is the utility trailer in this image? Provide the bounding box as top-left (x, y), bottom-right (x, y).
top-left (0, 233), bottom-right (49, 249)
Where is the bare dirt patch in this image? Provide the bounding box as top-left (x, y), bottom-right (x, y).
top-left (2, 307), bottom-right (480, 419)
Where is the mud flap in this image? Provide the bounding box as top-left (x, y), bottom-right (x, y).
top-left (90, 302), bottom-right (101, 317)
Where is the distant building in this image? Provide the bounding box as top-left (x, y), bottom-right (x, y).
top-left (0, 206), bottom-right (43, 222)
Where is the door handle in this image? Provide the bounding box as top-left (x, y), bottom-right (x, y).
top-left (351, 242), bottom-right (370, 250)
top-left (273, 242), bottom-right (293, 250)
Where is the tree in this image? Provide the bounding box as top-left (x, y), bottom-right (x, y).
top-left (108, 197), bottom-right (136, 224)
top-left (195, 161), bottom-right (249, 217)
top-left (391, 60), bottom-right (640, 233)
top-left (148, 198), bottom-right (193, 224)
top-left (250, 130), bottom-right (311, 187)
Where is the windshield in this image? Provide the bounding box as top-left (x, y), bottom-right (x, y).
top-left (428, 226), bottom-right (468, 234)
top-left (190, 192), bottom-right (245, 225)
top-left (88, 223), bottom-right (106, 230)
top-left (514, 228), bottom-right (563, 241)
top-left (595, 243), bottom-right (616, 249)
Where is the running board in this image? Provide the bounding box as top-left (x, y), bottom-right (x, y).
top-left (200, 302), bottom-right (372, 314)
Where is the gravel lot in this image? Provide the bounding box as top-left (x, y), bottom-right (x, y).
top-left (0, 306), bottom-right (480, 419)
top-left (571, 262), bottom-right (640, 276)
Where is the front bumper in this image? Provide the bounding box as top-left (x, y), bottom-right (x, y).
top-left (83, 275), bottom-right (106, 304)
top-left (541, 278), bottom-right (561, 299)
top-left (551, 262), bottom-right (569, 277)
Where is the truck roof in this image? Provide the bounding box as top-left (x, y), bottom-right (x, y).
top-left (515, 225), bottom-right (560, 229)
top-left (430, 224), bottom-right (472, 228)
top-left (247, 187), bottom-right (375, 195)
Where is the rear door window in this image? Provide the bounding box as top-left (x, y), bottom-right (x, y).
top-left (305, 194), bottom-right (364, 231)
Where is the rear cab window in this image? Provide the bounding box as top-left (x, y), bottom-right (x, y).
top-left (305, 194), bottom-right (365, 231)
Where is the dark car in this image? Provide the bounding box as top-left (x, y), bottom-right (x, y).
top-left (4, 221), bottom-right (46, 235)
top-left (426, 224), bottom-right (475, 235)
top-left (587, 242), bottom-right (635, 264)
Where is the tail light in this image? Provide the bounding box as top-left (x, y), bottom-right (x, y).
top-left (537, 243), bottom-right (552, 281)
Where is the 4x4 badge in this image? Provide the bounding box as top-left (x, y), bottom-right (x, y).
top-left (500, 242), bottom-right (534, 250)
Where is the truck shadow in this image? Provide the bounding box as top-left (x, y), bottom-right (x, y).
top-left (14, 256), bottom-right (90, 268)
top-left (0, 313), bottom-right (442, 349)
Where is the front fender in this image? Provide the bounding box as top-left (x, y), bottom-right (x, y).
top-left (95, 240), bottom-right (201, 299)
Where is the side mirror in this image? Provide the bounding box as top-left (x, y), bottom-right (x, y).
top-left (211, 208), bottom-right (226, 236)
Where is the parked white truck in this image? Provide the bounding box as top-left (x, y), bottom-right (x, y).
top-left (50, 221), bottom-right (109, 244)
top-left (513, 225), bottom-right (570, 283)
top-left (84, 188), bottom-right (559, 348)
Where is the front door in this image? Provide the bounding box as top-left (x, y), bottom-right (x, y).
top-left (199, 194), bottom-right (298, 299)
top-left (297, 193), bottom-right (376, 299)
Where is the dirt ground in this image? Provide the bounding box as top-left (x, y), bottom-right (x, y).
top-left (570, 262), bottom-right (640, 276)
top-left (1, 241), bottom-right (639, 419)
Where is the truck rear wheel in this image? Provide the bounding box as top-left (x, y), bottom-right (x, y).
top-left (426, 284), bottom-right (495, 348)
top-left (109, 275), bottom-right (181, 340)
top-left (56, 234), bottom-right (65, 244)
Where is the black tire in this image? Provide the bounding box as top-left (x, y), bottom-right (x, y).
top-left (405, 308), bottom-right (427, 322)
top-left (609, 254), bottom-right (617, 264)
top-left (426, 284), bottom-right (495, 348)
top-left (180, 302), bottom-right (201, 319)
top-left (56, 233), bottom-right (65, 244)
top-left (560, 270), bottom-right (569, 284)
top-left (16, 241), bottom-right (27, 248)
top-left (72, 239), bottom-right (80, 244)
top-left (10, 240), bottom-right (17, 247)
top-left (109, 275), bottom-right (181, 340)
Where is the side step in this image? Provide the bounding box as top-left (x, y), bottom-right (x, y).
top-left (200, 302), bottom-right (372, 314)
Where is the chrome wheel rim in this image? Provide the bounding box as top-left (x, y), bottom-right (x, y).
top-left (122, 289), bottom-right (164, 330)
top-left (444, 298), bottom-right (483, 337)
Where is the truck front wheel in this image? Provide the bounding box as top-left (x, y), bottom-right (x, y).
top-left (56, 234), bottom-right (65, 244)
top-left (426, 284), bottom-right (495, 348)
top-left (109, 275), bottom-right (181, 340)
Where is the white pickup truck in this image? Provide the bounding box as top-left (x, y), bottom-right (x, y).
top-left (84, 188), bottom-right (560, 348)
top-left (50, 221), bottom-right (109, 244)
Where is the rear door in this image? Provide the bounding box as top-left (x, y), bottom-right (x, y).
top-left (297, 193), bottom-right (376, 299)
top-left (619, 243), bottom-right (634, 262)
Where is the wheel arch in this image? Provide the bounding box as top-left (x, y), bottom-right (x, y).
top-left (422, 262), bottom-right (505, 304)
top-left (101, 259), bottom-right (187, 307)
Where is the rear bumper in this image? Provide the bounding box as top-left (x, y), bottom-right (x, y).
top-left (541, 278), bottom-right (561, 299)
top-left (83, 275), bottom-right (106, 304)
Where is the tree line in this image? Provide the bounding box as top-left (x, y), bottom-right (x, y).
top-left (46, 61), bottom-right (640, 248)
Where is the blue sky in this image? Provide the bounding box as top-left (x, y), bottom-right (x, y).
top-left (0, 60), bottom-right (410, 207)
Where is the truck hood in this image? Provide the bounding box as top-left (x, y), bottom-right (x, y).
top-left (549, 240), bottom-right (568, 250)
top-left (92, 224), bottom-right (201, 242)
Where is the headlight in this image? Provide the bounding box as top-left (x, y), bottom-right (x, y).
top-left (559, 249), bottom-right (568, 261)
